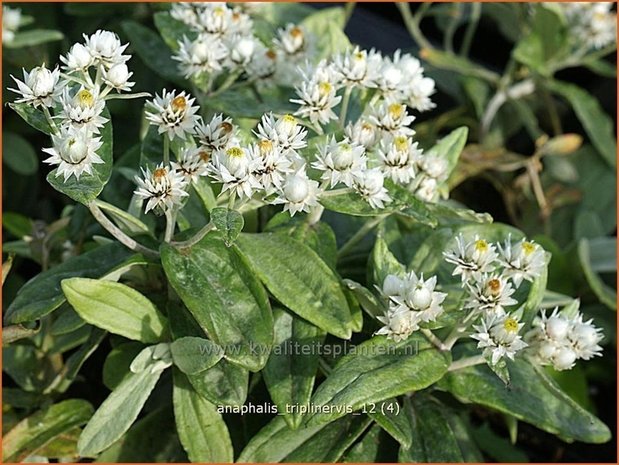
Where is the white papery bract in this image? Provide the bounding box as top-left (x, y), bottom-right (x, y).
top-left (9, 65), bottom-right (61, 108)
top-left (250, 140), bottom-right (293, 195)
top-left (332, 46), bottom-right (381, 89)
top-left (145, 89), bottom-right (200, 140)
top-left (57, 87), bottom-right (108, 133)
top-left (174, 34), bottom-right (228, 78)
top-left (209, 145), bottom-right (262, 200)
top-left (471, 313), bottom-right (528, 365)
top-left (526, 307), bottom-right (604, 371)
top-left (275, 23), bottom-right (308, 57)
top-left (195, 113), bottom-right (235, 155)
top-left (246, 44), bottom-right (278, 81)
top-left (377, 134), bottom-right (421, 185)
top-left (172, 147), bottom-right (209, 183)
top-left (42, 125), bottom-right (104, 182)
top-left (291, 60), bottom-right (342, 127)
top-left (274, 167), bottom-right (320, 216)
top-left (83, 30), bottom-right (130, 69)
top-left (312, 137), bottom-right (367, 188)
top-left (255, 113), bottom-right (308, 157)
top-left (465, 274), bottom-right (517, 316)
top-left (3, 6), bottom-right (21, 44)
top-left (345, 120), bottom-right (379, 149)
top-left (376, 271), bottom-right (447, 340)
top-left (443, 235), bottom-right (500, 283)
top-left (558, 2), bottom-right (617, 50)
top-left (102, 63), bottom-right (135, 92)
top-left (60, 43), bottom-right (94, 72)
top-left (368, 101), bottom-right (415, 136)
top-left (352, 168), bottom-right (392, 209)
top-left (499, 236), bottom-right (546, 287)
top-left (134, 164), bottom-right (189, 213)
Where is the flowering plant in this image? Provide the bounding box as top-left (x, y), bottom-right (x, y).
top-left (2, 3), bottom-right (615, 463)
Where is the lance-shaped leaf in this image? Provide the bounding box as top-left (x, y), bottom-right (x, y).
top-left (61, 278), bottom-right (168, 344)
top-left (3, 399), bottom-right (93, 463)
top-left (8, 102), bottom-right (53, 134)
top-left (4, 243), bottom-right (139, 324)
top-left (161, 233), bottom-right (274, 372)
top-left (173, 370), bottom-right (233, 462)
top-left (47, 108), bottom-right (113, 204)
top-left (263, 308), bottom-right (326, 429)
top-left (171, 336), bottom-right (224, 375)
top-left (236, 232), bottom-right (353, 339)
top-left (304, 335), bottom-right (451, 427)
top-left (368, 398), bottom-right (412, 448)
top-left (437, 356), bottom-right (611, 443)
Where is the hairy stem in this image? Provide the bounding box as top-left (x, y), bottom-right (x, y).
top-left (163, 134), bottom-right (170, 165)
top-left (42, 106), bottom-right (58, 134)
top-left (460, 3), bottom-right (481, 56)
top-left (421, 328), bottom-right (447, 351)
top-left (337, 215), bottom-right (384, 259)
top-left (339, 86), bottom-right (353, 127)
top-left (448, 354), bottom-right (486, 372)
top-left (397, 2), bottom-right (433, 50)
top-left (171, 222), bottom-right (215, 249)
top-left (480, 79), bottom-right (535, 139)
top-left (164, 209), bottom-right (176, 243)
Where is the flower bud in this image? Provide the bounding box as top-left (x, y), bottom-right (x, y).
top-left (61, 137), bottom-right (89, 164)
top-left (546, 316), bottom-right (569, 340)
top-left (383, 275), bottom-right (403, 296)
top-left (105, 63), bottom-right (130, 87)
top-left (29, 66), bottom-right (56, 98)
top-left (553, 347), bottom-right (577, 370)
top-left (70, 43), bottom-right (92, 69)
top-left (284, 175), bottom-right (309, 203)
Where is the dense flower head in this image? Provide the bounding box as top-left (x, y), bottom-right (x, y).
top-left (134, 164), bottom-right (190, 213)
top-left (556, 2), bottom-right (617, 50)
top-left (42, 125), bottom-right (104, 181)
top-left (472, 313), bottom-right (528, 365)
top-left (3, 6), bottom-right (22, 43)
top-left (312, 137), bottom-right (367, 188)
top-left (145, 89), bottom-right (200, 140)
top-left (9, 65), bottom-right (61, 108)
top-left (57, 87), bottom-right (108, 133)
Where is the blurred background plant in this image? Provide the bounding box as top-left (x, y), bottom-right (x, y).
top-left (2, 2), bottom-right (616, 463)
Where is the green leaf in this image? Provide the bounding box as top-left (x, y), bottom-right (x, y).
top-left (426, 126), bottom-right (468, 180)
top-left (50, 304), bottom-right (85, 336)
top-left (172, 370), bottom-right (233, 462)
top-left (103, 342), bottom-right (144, 390)
top-left (305, 335), bottom-right (451, 427)
top-left (61, 278), bottom-right (168, 343)
top-left (9, 102), bottom-right (53, 134)
top-left (342, 424), bottom-right (382, 462)
top-left (4, 243), bottom-right (137, 324)
top-left (47, 108), bottom-right (114, 203)
top-left (93, 200), bottom-right (150, 235)
top-left (3, 131), bottom-right (38, 175)
top-left (236, 232), bottom-right (353, 339)
top-left (263, 308), bottom-right (326, 429)
top-left (237, 414), bottom-right (371, 463)
top-left (210, 207), bottom-right (244, 246)
top-left (78, 365), bottom-right (165, 457)
top-left (371, 232), bottom-right (406, 288)
top-left (301, 7), bottom-right (350, 60)
top-left (578, 238), bottom-right (617, 310)
top-left (3, 399), bottom-right (93, 463)
top-left (470, 422), bottom-right (528, 462)
top-left (421, 48), bottom-right (500, 83)
top-left (368, 398), bottom-right (412, 448)
top-left (548, 80), bottom-right (617, 167)
top-left (438, 356), bottom-right (611, 443)
top-left (399, 394), bottom-right (483, 462)
top-left (171, 336), bottom-right (224, 375)
top-left (582, 58), bottom-right (617, 78)
top-left (4, 29), bottom-right (63, 48)
top-left (121, 20), bottom-right (185, 85)
top-left (153, 11), bottom-right (195, 51)
top-left (161, 233), bottom-right (273, 371)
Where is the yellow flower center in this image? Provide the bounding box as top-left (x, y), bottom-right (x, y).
top-left (226, 147), bottom-right (244, 158)
top-left (198, 151), bottom-right (210, 162)
top-left (282, 114), bottom-right (296, 125)
top-left (388, 103), bottom-right (403, 119)
top-left (76, 89), bottom-right (94, 108)
top-left (171, 95), bottom-right (187, 113)
top-left (362, 122), bottom-right (374, 132)
top-left (318, 81), bottom-right (332, 95)
top-left (340, 143), bottom-right (351, 152)
top-left (522, 241), bottom-right (536, 255)
top-left (503, 317), bottom-right (519, 333)
top-left (213, 7), bottom-right (225, 17)
top-left (354, 51), bottom-right (365, 60)
top-left (266, 49), bottom-right (277, 60)
top-left (290, 27), bottom-right (303, 39)
top-left (394, 136), bottom-right (408, 152)
top-left (259, 139), bottom-right (273, 154)
top-left (153, 167), bottom-right (167, 180)
top-left (219, 121), bottom-right (233, 134)
top-left (474, 239), bottom-right (489, 253)
top-left (487, 278), bottom-right (501, 296)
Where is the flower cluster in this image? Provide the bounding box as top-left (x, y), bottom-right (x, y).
top-left (292, 46), bottom-right (446, 203)
top-left (525, 307), bottom-right (603, 371)
top-left (3, 6), bottom-right (21, 44)
top-left (8, 30), bottom-right (137, 181)
top-left (169, 3), bottom-right (312, 88)
top-left (376, 272), bottom-right (447, 342)
top-left (556, 2), bottom-right (617, 50)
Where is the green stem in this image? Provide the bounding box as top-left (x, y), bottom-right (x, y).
top-left (397, 2), bottom-right (433, 50)
top-left (209, 71), bottom-right (241, 97)
top-left (460, 3), bottom-right (481, 56)
top-left (163, 134), bottom-right (170, 165)
top-left (443, 4), bottom-right (462, 54)
top-left (421, 328), bottom-right (446, 351)
top-left (443, 308), bottom-right (480, 350)
top-left (171, 222), bottom-right (215, 249)
top-left (164, 209), bottom-right (176, 243)
top-left (337, 215), bottom-right (384, 259)
top-left (42, 106), bottom-right (58, 134)
top-left (87, 202), bottom-right (159, 257)
top-left (448, 354), bottom-right (485, 372)
top-left (339, 86), bottom-right (353, 127)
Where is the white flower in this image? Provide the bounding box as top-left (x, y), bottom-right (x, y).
top-left (57, 87), bottom-right (108, 133)
top-left (42, 125), bottom-right (104, 182)
top-left (376, 307), bottom-right (416, 342)
top-left (195, 113), bottom-right (235, 154)
top-left (275, 23), bottom-right (307, 57)
top-left (145, 89), bottom-right (200, 140)
top-left (387, 271), bottom-right (447, 325)
top-left (376, 56), bottom-right (405, 99)
top-left (353, 168), bottom-right (392, 209)
top-left (377, 134), bottom-right (421, 184)
top-left (526, 307), bottom-right (603, 371)
top-left (413, 176), bottom-right (439, 202)
top-left (172, 147), bottom-right (209, 183)
top-left (465, 274), bottom-right (517, 316)
top-left (312, 137), bottom-right (367, 188)
top-left (443, 235), bottom-right (500, 283)
top-left (255, 113), bottom-right (307, 157)
top-left (407, 75), bottom-right (436, 112)
top-left (368, 101), bottom-right (415, 135)
top-left (196, 4), bottom-right (250, 36)
top-left (247, 44), bottom-right (278, 81)
top-left (227, 34), bottom-right (256, 67)
top-left (250, 140), bottom-right (293, 195)
top-left (209, 145), bottom-right (262, 199)
top-left (332, 46), bottom-right (381, 89)
top-left (418, 154), bottom-right (448, 181)
top-left (83, 30), bottom-right (129, 69)
top-left (291, 61), bottom-right (342, 127)
top-left (102, 63), bottom-right (135, 92)
top-left (345, 120), bottom-right (379, 149)
top-left (273, 167), bottom-right (320, 216)
top-left (471, 313), bottom-right (528, 365)
top-left (3, 6), bottom-right (21, 44)
top-left (170, 3), bottom-right (202, 28)
top-left (60, 43), bottom-right (94, 72)
top-left (174, 34), bottom-right (227, 78)
top-left (9, 65), bottom-right (61, 108)
top-left (560, 2), bottom-right (617, 50)
top-left (134, 164), bottom-right (189, 213)
top-left (499, 237), bottom-right (546, 287)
